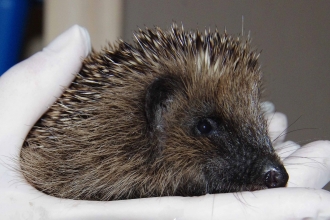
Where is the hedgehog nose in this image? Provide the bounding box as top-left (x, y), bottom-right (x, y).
top-left (264, 165), bottom-right (289, 188)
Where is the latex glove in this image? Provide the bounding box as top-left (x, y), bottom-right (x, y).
top-left (0, 25), bottom-right (329, 220)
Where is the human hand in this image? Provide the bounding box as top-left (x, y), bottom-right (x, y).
top-left (0, 25), bottom-right (329, 220)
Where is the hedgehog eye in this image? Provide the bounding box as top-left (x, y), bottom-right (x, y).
top-left (196, 119), bottom-right (213, 135)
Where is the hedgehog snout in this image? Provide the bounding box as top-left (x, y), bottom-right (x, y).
top-left (263, 164), bottom-right (289, 188)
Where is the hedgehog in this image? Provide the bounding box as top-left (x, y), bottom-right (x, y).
top-left (20, 24), bottom-right (288, 201)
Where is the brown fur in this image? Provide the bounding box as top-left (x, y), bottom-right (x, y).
top-left (20, 24), bottom-right (288, 201)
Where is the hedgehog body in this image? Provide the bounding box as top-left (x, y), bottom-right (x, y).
top-left (20, 25), bottom-right (288, 201)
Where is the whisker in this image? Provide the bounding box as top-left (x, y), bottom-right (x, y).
top-left (273, 127), bottom-right (318, 141)
top-left (284, 156), bottom-right (327, 169)
top-left (272, 115), bottom-right (303, 142)
top-left (275, 137), bottom-right (326, 150)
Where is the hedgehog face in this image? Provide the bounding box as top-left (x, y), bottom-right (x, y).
top-left (144, 58), bottom-right (288, 196)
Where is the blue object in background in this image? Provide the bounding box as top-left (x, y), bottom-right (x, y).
top-left (0, 0), bottom-right (29, 75)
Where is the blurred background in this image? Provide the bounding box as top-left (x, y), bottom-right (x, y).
top-left (0, 0), bottom-right (329, 190)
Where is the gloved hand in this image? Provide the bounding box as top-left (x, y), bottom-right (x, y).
top-left (0, 25), bottom-right (329, 220)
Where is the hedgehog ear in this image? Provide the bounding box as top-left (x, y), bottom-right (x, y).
top-left (145, 77), bottom-right (175, 131)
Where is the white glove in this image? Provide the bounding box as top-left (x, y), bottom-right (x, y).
top-left (0, 25), bottom-right (329, 220)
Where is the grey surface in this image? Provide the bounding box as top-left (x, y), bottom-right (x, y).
top-left (123, 0), bottom-right (330, 190)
